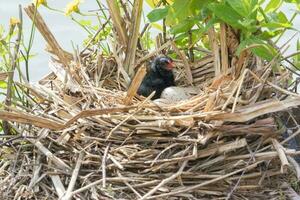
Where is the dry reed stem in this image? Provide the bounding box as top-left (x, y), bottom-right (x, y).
top-left (102, 143), bottom-right (111, 188)
top-left (117, 171), bottom-right (142, 198)
top-left (287, 156), bottom-right (300, 181)
top-left (0, 72), bottom-right (10, 81)
top-left (171, 41), bottom-right (193, 85)
top-left (220, 23), bottom-right (229, 73)
top-left (147, 161), bottom-right (264, 199)
top-left (272, 139), bottom-right (290, 173)
top-left (24, 5), bottom-right (71, 72)
top-left (124, 65), bottom-right (147, 105)
top-left (208, 25), bottom-right (221, 77)
top-left (50, 175), bottom-right (66, 199)
top-left (124, 0), bottom-right (143, 76)
top-left (136, 40), bottom-right (172, 65)
top-left (106, 0), bottom-right (128, 46)
top-left (211, 97), bottom-right (300, 122)
top-left (62, 152), bottom-right (84, 200)
top-left (140, 160), bottom-right (188, 200)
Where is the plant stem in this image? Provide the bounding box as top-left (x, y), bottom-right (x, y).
top-left (3, 5), bottom-right (23, 135)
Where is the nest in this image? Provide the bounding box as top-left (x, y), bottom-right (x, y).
top-left (1, 3), bottom-right (300, 200)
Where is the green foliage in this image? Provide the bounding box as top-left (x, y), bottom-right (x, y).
top-left (226, 0), bottom-right (258, 17)
top-left (237, 36), bottom-right (278, 60)
top-left (147, 7), bottom-right (169, 22)
top-left (141, 31), bottom-right (154, 50)
top-left (146, 0), bottom-right (299, 61)
top-left (265, 0), bottom-right (283, 13)
top-left (165, 1), bottom-right (193, 25)
top-left (0, 81), bottom-right (7, 89)
top-left (208, 2), bottom-right (249, 30)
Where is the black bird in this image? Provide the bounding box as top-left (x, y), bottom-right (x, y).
top-left (137, 56), bottom-right (175, 99)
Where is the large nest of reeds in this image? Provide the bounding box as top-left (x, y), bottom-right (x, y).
top-left (1, 3), bottom-right (300, 200)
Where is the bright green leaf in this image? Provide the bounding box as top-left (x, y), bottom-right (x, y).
top-left (170, 18), bottom-right (197, 34)
top-left (147, 7), bottom-right (169, 22)
top-left (259, 29), bottom-right (282, 39)
top-left (145, 0), bottom-right (156, 8)
top-left (261, 21), bottom-right (291, 29)
top-left (174, 18), bottom-right (215, 46)
top-left (189, 0), bottom-right (212, 15)
top-left (277, 11), bottom-right (288, 23)
top-left (208, 2), bottom-right (245, 29)
top-left (0, 80), bottom-right (7, 89)
top-left (265, 0), bottom-right (283, 13)
top-left (79, 20), bottom-right (91, 26)
top-left (226, 0), bottom-right (258, 17)
top-left (166, 0), bottom-right (191, 25)
top-left (0, 25), bottom-right (4, 38)
top-left (145, 0), bottom-right (174, 8)
top-left (151, 23), bottom-right (163, 31)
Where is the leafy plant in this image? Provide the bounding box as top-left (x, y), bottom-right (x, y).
top-left (147, 0), bottom-right (299, 61)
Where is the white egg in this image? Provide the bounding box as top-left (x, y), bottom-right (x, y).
top-left (160, 86), bottom-right (200, 101)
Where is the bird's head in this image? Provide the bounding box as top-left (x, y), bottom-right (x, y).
top-left (152, 56), bottom-right (174, 72)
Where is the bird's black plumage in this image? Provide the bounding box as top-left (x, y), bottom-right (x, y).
top-left (137, 56), bottom-right (175, 99)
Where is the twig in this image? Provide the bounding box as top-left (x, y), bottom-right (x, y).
top-left (62, 152), bottom-right (84, 200)
top-left (102, 143), bottom-right (111, 188)
top-left (117, 171), bottom-right (142, 198)
top-left (50, 175), bottom-right (66, 199)
top-left (287, 156), bottom-right (300, 181)
top-left (272, 138), bottom-right (290, 173)
top-left (147, 161), bottom-right (264, 199)
top-left (140, 160), bottom-right (188, 200)
top-left (171, 41), bottom-right (193, 85)
top-left (123, 0), bottom-right (143, 76)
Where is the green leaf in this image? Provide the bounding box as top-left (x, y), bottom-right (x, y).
top-left (0, 80), bottom-right (7, 89)
top-left (189, 0), bottom-right (212, 15)
top-left (261, 12), bottom-right (291, 29)
top-left (207, 2), bottom-right (245, 29)
top-left (79, 20), bottom-right (91, 26)
top-left (265, 0), bottom-right (283, 13)
top-left (0, 25), bottom-right (4, 38)
top-left (239, 18), bottom-right (257, 32)
top-left (145, 0), bottom-right (174, 8)
top-left (166, 0), bottom-right (191, 25)
top-left (145, 0), bottom-right (156, 8)
top-left (226, 0), bottom-right (258, 17)
top-left (174, 18), bottom-right (215, 46)
top-left (237, 37), bottom-right (278, 61)
top-left (170, 18), bottom-right (197, 34)
top-left (147, 7), bottom-right (169, 22)
top-left (261, 21), bottom-right (291, 29)
top-left (151, 23), bottom-right (163, 31)
top-left (277, 11), bottom-right (288, 23)
top-left (259, 29), bottom-right (282, 39)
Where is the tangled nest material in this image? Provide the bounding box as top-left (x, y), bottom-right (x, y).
top-left (1, 4), bottom-right (300, 200)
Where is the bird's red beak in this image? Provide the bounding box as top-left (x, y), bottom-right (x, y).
top-left (166, 60), bottom-right (174, 70)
